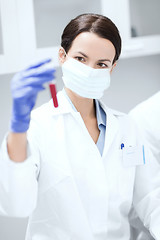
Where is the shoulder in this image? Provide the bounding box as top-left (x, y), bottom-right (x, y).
top-left (99, 99), bottom-right (138, 134)
top-left (99, 99), bottom-right (129, 123)
top-left (129, 92), bottom-right (160, 131)
top-left (99, 99), bottom-right (125, 117)
top-left (31, 100), bottom-right (53, 120)
top-left (129, 91), bottom-right (160, 118)
top-left (31, 90), bottom-right (71, 122)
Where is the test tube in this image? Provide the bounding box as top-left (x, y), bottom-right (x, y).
top-left (49, 82), bottom-right (58, 108)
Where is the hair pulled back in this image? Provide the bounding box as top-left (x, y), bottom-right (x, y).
top-left (61, 13), bottom-right (122, 64)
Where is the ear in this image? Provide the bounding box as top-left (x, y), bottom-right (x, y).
top-left (110, 61), bottom-right (117, 74)
top-left (58, 47), bottom-right (66, 65)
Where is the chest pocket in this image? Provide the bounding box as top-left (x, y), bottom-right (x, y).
top-left (122, 145), bottom-right (146, 167)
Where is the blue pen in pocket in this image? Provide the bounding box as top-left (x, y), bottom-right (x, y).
top-left (121, 143), bottom-right (124, 149)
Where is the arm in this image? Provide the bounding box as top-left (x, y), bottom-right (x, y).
top-left (0, 59), bottom-right (55, 217)
top-left (7, 58), bottom-right (55, 163)
top-left (7, 133), bottom-right (27, 162)
top-left (132, 129), bottom-right (160, 239)
top-left (0, 132), bottom-right (39, 218)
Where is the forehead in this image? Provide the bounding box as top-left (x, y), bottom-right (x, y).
top-left (69, 32), bottom-right (116, 60)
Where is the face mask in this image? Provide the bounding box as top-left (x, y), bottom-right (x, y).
top-left (61, 58), bottom-right (111, 99)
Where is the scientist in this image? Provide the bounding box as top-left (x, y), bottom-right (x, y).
top-left (0, 13), bottom-right (160, 240)
top-left (130, 91), bottom-right (160, 163)
top-left (129, 91), bottom-right (160, 240)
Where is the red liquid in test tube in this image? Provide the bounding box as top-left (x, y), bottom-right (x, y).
top-left (49, 83), bottom-right (58, 108)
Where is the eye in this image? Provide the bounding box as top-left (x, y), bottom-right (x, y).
top-left (97, 62), bottom-right (109, 68)
top-left (75, 56), bottom-right (86, 63)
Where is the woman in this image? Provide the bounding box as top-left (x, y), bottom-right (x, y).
top-left (0, 13), bottom-right (160, 240)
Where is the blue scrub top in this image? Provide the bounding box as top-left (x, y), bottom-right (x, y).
top-left (63, 89), bottom-right (106, 156)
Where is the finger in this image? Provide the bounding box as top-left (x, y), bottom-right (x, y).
top-left (23, 74), bottom-right (55, 86)
top-left (12, 85), bottom-right (45, 99)
top-left (23, 68), bottom-right (56, 79)
top-left (11, 73), bottom-right (55, 92)
top-left (13, 73), bottom-right (54, 91)
top-left (25, 58), bottom-right (52, 70)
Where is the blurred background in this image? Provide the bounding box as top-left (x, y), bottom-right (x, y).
top-left (0, 0), bottom-right (160, 239)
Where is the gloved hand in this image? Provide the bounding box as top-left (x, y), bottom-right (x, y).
top-left (10, 59), bottom-right (55, 133)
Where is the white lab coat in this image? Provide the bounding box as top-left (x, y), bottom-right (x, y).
top-left (0, 90), bottom-right (160, 240)
top-left (129, 91), bottom-right (160, 240)
top-left (130, 91), bottom-right (160, 162)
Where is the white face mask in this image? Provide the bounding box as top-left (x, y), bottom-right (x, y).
top-left (61, 58), bottom-right (111, 99)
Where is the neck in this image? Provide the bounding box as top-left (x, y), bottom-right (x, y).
top-left (65, 88), bottom-right (96, 119)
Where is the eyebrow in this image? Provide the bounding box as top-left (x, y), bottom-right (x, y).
top-left (98, 58), bottom-right (111, 62)
top-left (77, 51), bottom-right (111, 62)
top-left (77, 51), bottom-right (88, 58)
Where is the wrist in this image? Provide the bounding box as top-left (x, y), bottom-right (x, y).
top-left (10, 117), bottom-right (30, 133)
top-left (7, 132), bottom-right (27, 162)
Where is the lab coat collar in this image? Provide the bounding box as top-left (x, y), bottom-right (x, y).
top-left (95, 99), bottom-right (106, 128)
top-left (49, 90), bottom-right (125, 118)
top-left (98, 99), bottom-right (125, 118)
top-left (48, 90), bottom-right (125, 157)
top-left (98, 99), bottom-right (125, 157)
top-left (48, 90), bottom-right (76, 116)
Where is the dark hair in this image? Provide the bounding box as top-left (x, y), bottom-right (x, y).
top-left (61, 13), bottom-right (122, 64)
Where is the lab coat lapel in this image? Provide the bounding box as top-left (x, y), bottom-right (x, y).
top-left (49, 91), bottom-right (75, 116)
top-left (99, 102), bottom-right (120, 157)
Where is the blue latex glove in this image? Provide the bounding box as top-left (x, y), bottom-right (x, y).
top-left (10, 59), bottom-right (55, 133)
